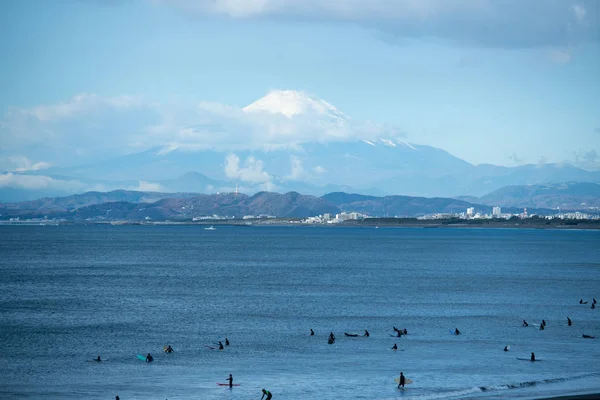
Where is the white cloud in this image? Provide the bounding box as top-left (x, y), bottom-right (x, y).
top-left (0, 173), bottom-right (89, 191)
top-left (131, 180), bottom-right (164, 192)
top-left (154, 0), bottom-right (600, 48)
top-left (313, 166), bottom-right (326, 174)
top-left (548, 49), bottom-right (572, 64)
top-left (1, 90), bottom-right (389, 168)
top-left (224, 153), bottom-right (273, 184)
top-left (286, 155), bottom-right (305, 181)
top-left (8, 156), bottom-right (52, 172)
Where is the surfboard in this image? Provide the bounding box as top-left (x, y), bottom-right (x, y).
top-left (87, 359), bottom-right (108, 362)
top-left (136, 354), bottom-right (147, 361)
top-left (449, 329), bottom-right (459, 335)
top-left (394, 378), bottom-right (413, 384)
top-left (344, 333), bottom-right (359, 337)
top-left (516, 358), bottom-right (542, 361)
top-left (216, 383), bottom-right (241, 386)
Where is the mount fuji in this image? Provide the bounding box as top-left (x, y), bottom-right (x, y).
top-left (2, 90), bottom-right (599, 202)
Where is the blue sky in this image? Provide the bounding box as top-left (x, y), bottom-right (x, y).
top-left (1, 0), bottom-right (599, 175)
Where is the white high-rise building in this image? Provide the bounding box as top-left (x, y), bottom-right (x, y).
top-left (492, 206), bottom-right (501, 218)
top-left (466, 207), bottom-right (475, 218)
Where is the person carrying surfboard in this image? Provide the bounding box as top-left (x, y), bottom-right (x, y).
top-left (261, 388), bottom-right (273, 399)
top-left (397, 372), bottom-right (406, 389)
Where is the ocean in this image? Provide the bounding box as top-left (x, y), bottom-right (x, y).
top-left (0, 225), bottom-right (599, 400)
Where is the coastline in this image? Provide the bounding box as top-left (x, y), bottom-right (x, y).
top-left (539, 394), bottom-right (600, 400)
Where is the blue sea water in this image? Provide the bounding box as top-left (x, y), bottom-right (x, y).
top-left (0, 225), bottom-right (599, 400)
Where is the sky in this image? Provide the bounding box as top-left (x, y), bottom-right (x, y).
top-left (0, 0), bottom-right (599, 176)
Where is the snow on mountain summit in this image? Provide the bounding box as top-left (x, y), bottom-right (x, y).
top-left (243, 90), bottom-right (348, 121)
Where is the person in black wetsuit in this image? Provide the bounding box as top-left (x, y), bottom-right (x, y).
top-left (225, 338), bottom-right (230, 346)
top-left (455, 328), bottom-right (461, 335)
top-left (391, 343), bottom-right (398, 350)
top-left (582, 334), bottom-right (595, 339)
top-left (95, 356), bottom-right (102, 362)
top-left (310, 329), bottom-right (314, 336)
top-left (567, 317), bottom-right (572, 326)
top-left (218, 341), bottom-right (224, 350)
top-left (539, 324), bottom-right (544, 330)
top-left (592, 303), bottom-right (596, 309)
top-left (503, 346), bottom-right (509, 352)
top-left (146, 353), bottom-right (153, 362)
top-left (531, 352), bottom-right (536, 361)
top-left (226, 374), bottom-right (233, 388)
top-left (397, 372), bottom-right (406, 389)
top-left (364, 330), bottom-right (370, 337)
top-left (165, 345), bottom-right (173, 353)
top-left (522, 320), bottom-right (529, 327)
top-left (542, 320), bottom-right (546, 327)
top-left (261, 388), bottom-right (272, 399)
top-left (403, 329), bottom-right (407, 335)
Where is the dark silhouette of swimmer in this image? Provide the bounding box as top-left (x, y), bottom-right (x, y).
top-left (580, 299), bottom-right (583, 304)
top-left (391, 343), bottom-right (398, 350)
top-left (503, 346), bottom-right (509, 352)
top-left (364, 330), bottom-right (370, 337)
top-left (397, 372), bottom-right (406, 388)
top-left (116, 396), bottom-right (120, 400)
top-left (455, 328), bottom-right (461, 335)
top-left (261, 388), bottom-right (272, 400)
top-left (593, 298), bottom-right (597, 304)
top-left (592, 303), bottom-right (596, 309)
top-left (165, 345), bottom-right (173, 353)
top-left (403, 329), bottom-right (407, 334)
top-left (542, 320), bottom-right (546, 326)
top-left (146, 353), bottom-right (153, 362)
top-left (522, 320), bottom-right (529, 327)
top-left (95, 356), bottom-right (101, 362)
top-left (225, 338), bottom-right (230, 346)
top-left (531, 352), bottom-right (536, 361)
top-left (310, 329), bottom-right (314, 336)
top-left (227, 374), bottom-right (233, 388)
top-left (329, 332), bottom-right (335, 341)
top-left (218, 341), bottom-right (224, 350)
top-left (582, 334), bottom-right (595, 339)
top-left (567, 317), bottom-right (572, 326)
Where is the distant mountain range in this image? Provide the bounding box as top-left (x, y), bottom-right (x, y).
top-left (8, 182), bottom-right (600, 221)
top-left (2, 90), bottom-right (599, 203)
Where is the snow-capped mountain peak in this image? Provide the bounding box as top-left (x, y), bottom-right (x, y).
top-left (243, 90), bottom-right (348, 121)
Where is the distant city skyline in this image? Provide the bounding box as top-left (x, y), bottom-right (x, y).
top-left (1, 0), bottom-right (599, 179)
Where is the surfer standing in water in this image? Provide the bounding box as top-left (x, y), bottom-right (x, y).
top-left (397, 372), bottom-right (406, 389)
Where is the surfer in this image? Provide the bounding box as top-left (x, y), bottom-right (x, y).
top-left (329, 332), bottom-right (335, 341)
top-left (218, 341), bottom-right (224, 350)
top-left (582, 334), bottom-right (595, 339)
top-left (310, 329), bottom-right (314, 336)
top-left (116, 397), bottom-right (119, 400)
top-left (567, 317), bottom-right (572, 326)
top-left (539, 324), bottom-right (544, 330)
top-left (397, 372), bottom-right (406, 389)
top-left (364, 330), bottom-right (370, 337)
top-left (522, 320), bottom-right (529, 327)
top-left (95, 356), bottom-right (102, 362)
top-left (261, 388), bottom-right (273, 400)
top-left (455, 328), bottom-right (461, 335)
top-left (225, 338), bottom-right (230, 346)
top-left (503, 346), bottom-right (509, 352)
top-left (542, 319), bottom-right (546, 327)
top-left (165, 345), bottom-right (173, 353)
top-left (227, 374), bottom-right (233, 388)
top-left (592, 303), bottom-right (596, 309)
top-left (530, 352), bottom-right (535, 361)
top-left (391, 343), bottom-right (398, 350)
top-left (403, 328), bottom-right (407, 334)
top-left (393, 326), bottom-right (399, 333)
top-left (146, 353), bottom-right (153, 362)
top-left (594, 298), bottom-right (597, 304)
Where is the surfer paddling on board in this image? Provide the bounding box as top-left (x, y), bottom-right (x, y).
top-left (397, 372), bottom-right (406, 389)
top-left (261, 388), bottom-right (273, 400)
top-left (582, 334), bottom-right (595, 339)
top-left (503, 346), bottom-right (509, 352)
top-left (95, 356), bottom-right (102, 362)
top-left (226, 374), bottom-right (233, 388)
top-left (364, 330), bottom-right (370, 337)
